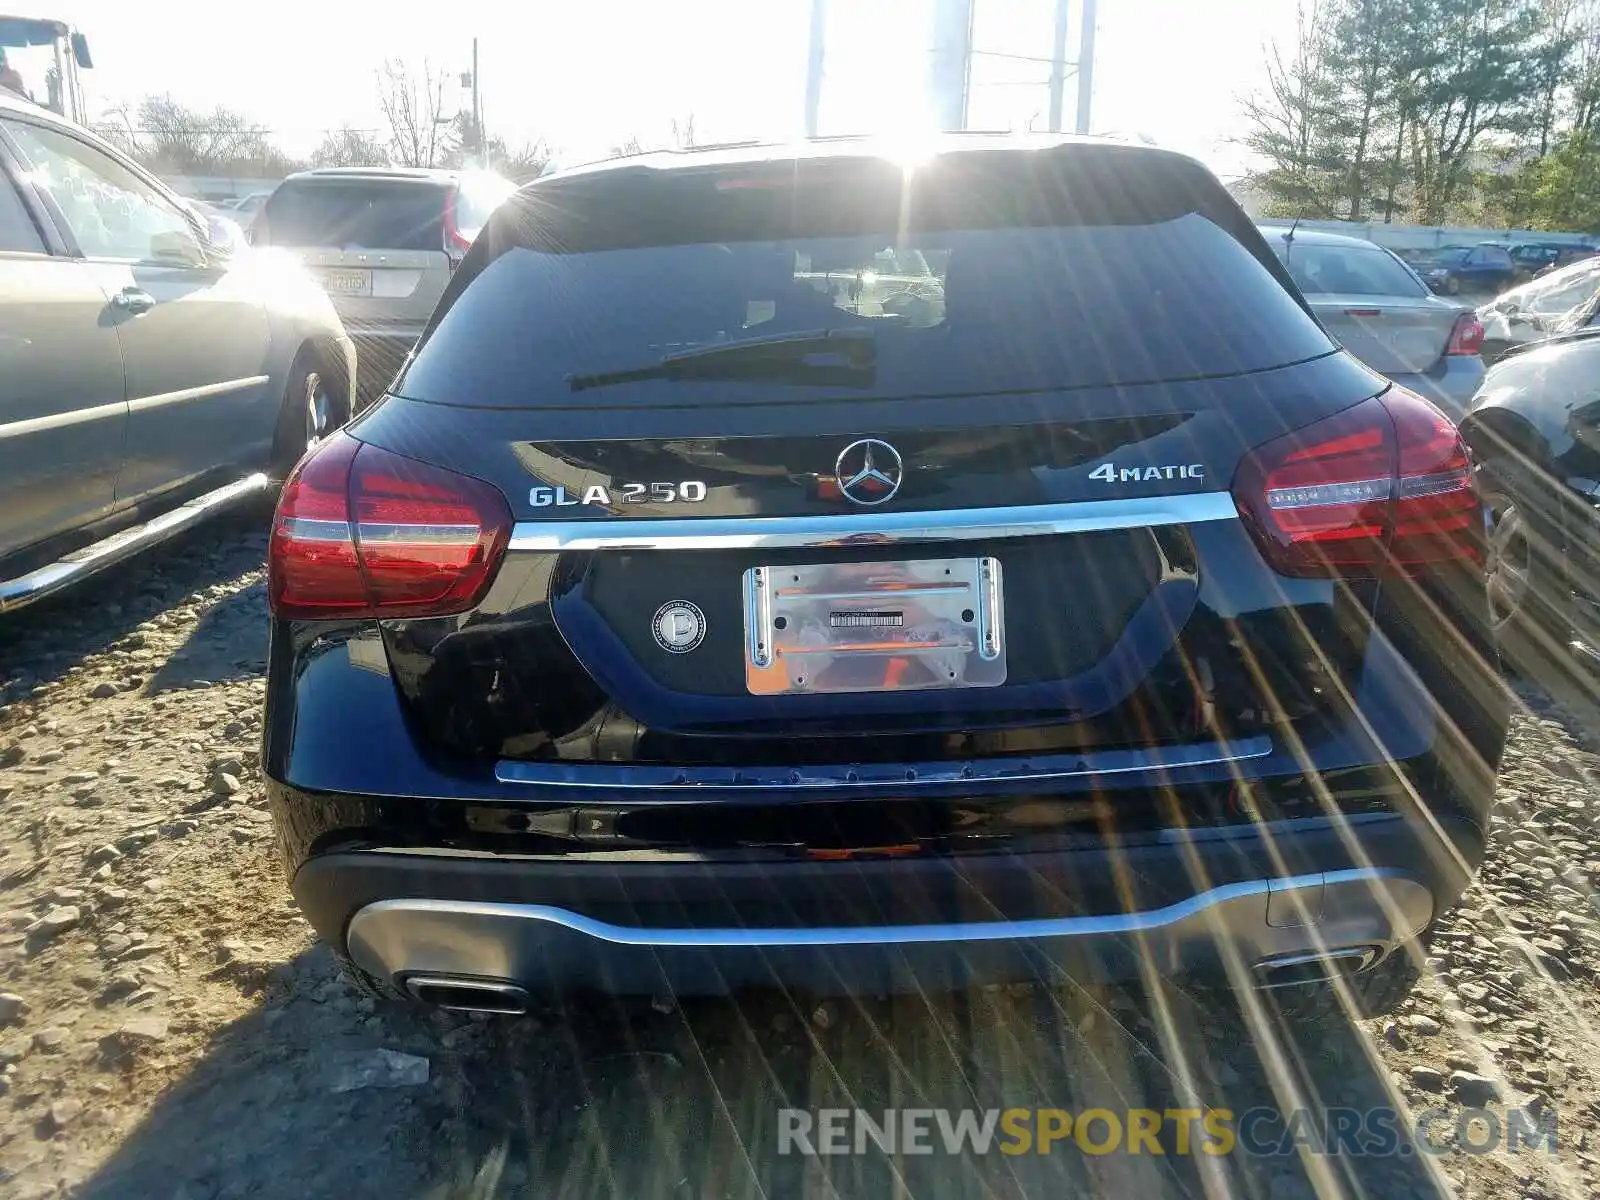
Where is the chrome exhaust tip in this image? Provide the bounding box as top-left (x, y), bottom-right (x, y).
top-left (1253, 946), bottom-right (1381, 989)
top-left (402, 975), bottom-right (531, 1015)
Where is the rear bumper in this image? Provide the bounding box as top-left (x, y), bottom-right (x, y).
top-left (1390, 358), bottom-right (1485, 422)
top-left (291, 811), bottom-right (1482, 995)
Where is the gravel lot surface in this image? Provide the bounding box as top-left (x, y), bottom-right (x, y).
top-left (2, 516), bottom-right (1600, 1199)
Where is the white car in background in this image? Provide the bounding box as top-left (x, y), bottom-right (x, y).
top-left (1259, 225), bottom-right (1486, 419)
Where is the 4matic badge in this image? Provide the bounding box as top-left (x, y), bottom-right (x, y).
top-left (1088, 462), bottom-right (1206, 484)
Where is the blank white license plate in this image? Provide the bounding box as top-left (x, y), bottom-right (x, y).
top-left (743, 556), bottom-right (1005, 695)
top-left (320, 269), bottom-right (372, 296)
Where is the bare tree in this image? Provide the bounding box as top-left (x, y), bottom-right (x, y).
top-left (96, 95), bottom-right (299, 176)
top-left (311, 126), bottom-right (391, 168)
top-left (376, 59), bottom-right (454, 168)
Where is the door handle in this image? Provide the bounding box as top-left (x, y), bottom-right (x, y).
top-left (110, 288), bottom-right (156, 315)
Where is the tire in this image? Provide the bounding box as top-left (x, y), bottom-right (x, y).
top-left (1267, 948), bottom-right (1422, 1025)
top-left (1478, 463), bottom-right (1536, 641)
top-left (270, 350), bottom-right (347, 480)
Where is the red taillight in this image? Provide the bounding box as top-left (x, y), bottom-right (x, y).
top-left (1446, 312), bottom-right (1485, 356)
top-left (268, 432), bottom-right (511, 619)
top-left (442, 192), bottom-right (471, 270)
top-left (1231, 389), bottom-right (1483, 578)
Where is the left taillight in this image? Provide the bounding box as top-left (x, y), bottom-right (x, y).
top-left (443, 190), bottom-right (472, 271)
top-left (268, 432), bottom-right (511, 619)
top-left (1446, 312), bottom-right (1485, 356)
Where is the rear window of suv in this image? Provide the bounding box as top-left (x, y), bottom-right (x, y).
top-left (398, 146), bottom-right (1334, 406)
top-left (255, 179), bottom-right (449, 251)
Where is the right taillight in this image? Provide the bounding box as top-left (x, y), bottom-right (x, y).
top-left (1446, 312), bottom-right (1485, 356)
top-left (1231, 389), bottom-right (1483, 578)
top-left (268, 432), bottom-right (511, 619)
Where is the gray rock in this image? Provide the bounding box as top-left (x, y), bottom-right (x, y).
top-left (1409, 1066), bottom-right (1446, 1092)
top-left (90, 682), bottom-right (120, 698)
top-left (46, 1097), bottom-right (83, 1132)
top-left (101, 969), bottom-right (140, 1002)
top-left (87, 844), bottom-right (121, 866)
top-left (1449, 1070), bottom-right (1500, 1106)
top-left (113, 1016), bottom-right (170, 1046)
top-left (0, 992), bottom-right (24, 1025)
top-left (0, 1034), bottom-right (31, 1064)
top-left (328, 1048), bottom-right (429, 1093)
top-left (28, 905), bottom-right (81, 939)
top-left (211, 772), bottom-right (241, 797)
top-left (33, 1025), bottom-right (68, 1052)
top-left (1405, 1014), bottom-right (1442, 1036)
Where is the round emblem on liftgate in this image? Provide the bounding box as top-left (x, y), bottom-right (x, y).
top-left (835, 438), bottom-right (904, 506)
top-left (652, 601), bottom-right (707, 654)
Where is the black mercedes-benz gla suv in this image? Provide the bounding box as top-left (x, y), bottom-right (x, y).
top-left (262, 136), bottom-right (1508, 1019)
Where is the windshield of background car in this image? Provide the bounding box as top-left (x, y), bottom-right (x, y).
top-left (397, 149), bottom-right (1334, 407)
top-left (253, 179), bottom-right (449, 250)
top-left (1275, 242), bottom-right (1429, 298)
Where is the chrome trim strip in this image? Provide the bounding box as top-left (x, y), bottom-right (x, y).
top-left (0, 473), bottom-right (272, 612)
top-left (495, 735), bottom-right (1273, 790)
top-left (743, 566), bottom-right (773, 668)
top-left (977, 555), bottom-right (1002, 661)
top-left (355, 522), bottom-right (481, 545)
top-left (508, 492), bottom-right (1240, 552)
top-left (346, 868), bottom-right (1433, 958)
top-left (126, 375), bottom-right (269, 414)
top-left (280, 517), bottom-right (352, 543)
top-left (0, 398), bottom-right (127, 441)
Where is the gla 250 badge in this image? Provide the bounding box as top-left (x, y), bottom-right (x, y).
top-left (529, 481), bottom-right (709, 507)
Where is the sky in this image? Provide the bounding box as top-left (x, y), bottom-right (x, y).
top-left (12, 0), bottom-right (1297, 179)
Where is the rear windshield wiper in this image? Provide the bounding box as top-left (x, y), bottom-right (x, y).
top-left (566, 328), bottom-right (876, 392)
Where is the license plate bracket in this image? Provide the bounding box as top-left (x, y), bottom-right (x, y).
top-left (743, 556), bottom-right (1005, 695)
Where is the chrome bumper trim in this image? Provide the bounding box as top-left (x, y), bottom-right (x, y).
top-left (506, 491), bottom-right (1240, 552)
top-left (345, 868), bottom-right (1435, 994)
top-left (494, 735), bottom-right (1273, 790)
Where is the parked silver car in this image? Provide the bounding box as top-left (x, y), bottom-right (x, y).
top-left (1259, 226), bottom-right (1485, 419)
top-left (1477, 256), bottom-right (1600, 364)
top-left (250, 167), bottom-right (513, 403)
top-left (0, 92), bottom-right (355, 611)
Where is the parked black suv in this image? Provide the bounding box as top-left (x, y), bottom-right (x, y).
top-left (262, 137), bottom-right (1508, 1018)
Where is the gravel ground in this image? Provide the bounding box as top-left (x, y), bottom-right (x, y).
top-left (3, 517), bottom-right (1600, 1198)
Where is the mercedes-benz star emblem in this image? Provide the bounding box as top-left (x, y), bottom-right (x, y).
top-left (835, 439), bottom-right (904, 507)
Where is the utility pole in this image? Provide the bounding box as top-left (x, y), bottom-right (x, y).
top-left (471, 38), bottom-right (483, 158)
top-left (804, 0), bottom-right (826, 138)
top-left (929, 0), bottom-right (974, 131)
top-left (1075, 0), bottom-right (1096, 135)
top-left (1047, 0), bottom-right (1070, 133)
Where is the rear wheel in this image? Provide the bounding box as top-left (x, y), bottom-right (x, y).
top-left (1479, 467), bottom-right (1536, 637)
top-left (271, 352), bottom-right (347, 480)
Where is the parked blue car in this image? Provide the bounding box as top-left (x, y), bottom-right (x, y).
top-left (1414, 245), bottom-right (1517, 296)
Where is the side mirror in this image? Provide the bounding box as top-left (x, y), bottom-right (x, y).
top-left (70, 33), bottom-right (92, 69)
top-left (150, 229), bottom-right (206, 267)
